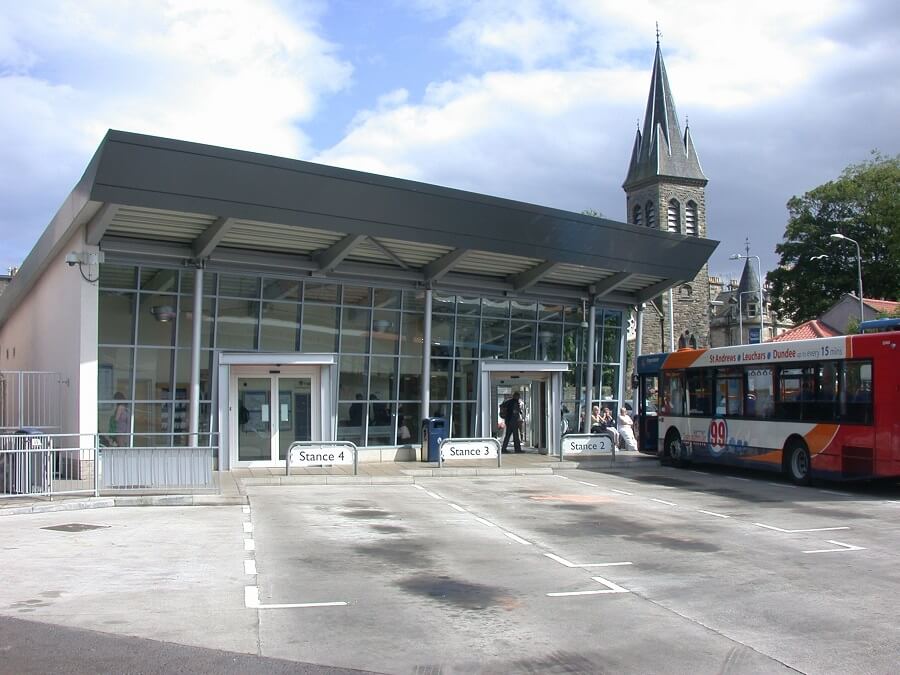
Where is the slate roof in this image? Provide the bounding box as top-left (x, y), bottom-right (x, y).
top-left (623, 44), bottom-right (706, 188)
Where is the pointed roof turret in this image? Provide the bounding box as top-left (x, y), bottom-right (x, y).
top-left (624, 43), bottom-right (706, 189)
top-left (737, 257), bottom-right (760, 297)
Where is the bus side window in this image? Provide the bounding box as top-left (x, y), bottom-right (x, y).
top-left (746, 368), bottom-right (774, 420)
top-left (842, 360), bottom-right (873, 425)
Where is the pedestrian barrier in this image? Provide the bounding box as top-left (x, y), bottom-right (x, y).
top-left (438, 437), bottom-right (502, 468)
top-left (560, 433), bottom-right (617, 460)
top-left (286, 440), bottom-right (358, 476)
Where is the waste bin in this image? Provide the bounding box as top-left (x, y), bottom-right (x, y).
top-left (0, 428), bottom-right (51, 495)
top-left (420, 417), bottom-right (446, 462)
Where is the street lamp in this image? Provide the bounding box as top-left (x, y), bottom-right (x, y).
top-left (729, 253), bottom-right (766, 343)
top-left (829, 233), bottom-right (865, 322)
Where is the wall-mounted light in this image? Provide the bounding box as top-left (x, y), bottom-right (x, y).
top-left (151, 305), bottom-right (176, 322)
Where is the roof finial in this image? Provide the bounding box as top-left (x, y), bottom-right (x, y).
top-left (656, 22), bottom-right (661, 47)
top-left (684, 115), bottom-right (689, 129)
top-left (636, 117), bottom-right (640, 131)
top-left (744, 237), bottom-right (751, 257)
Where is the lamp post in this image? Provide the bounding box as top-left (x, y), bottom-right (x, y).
top-left (830, 233), bottom-right (864, 322)
top-left (729, 253), bottom-right (765, 343)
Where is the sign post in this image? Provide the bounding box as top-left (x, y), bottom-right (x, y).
top-left (286, 441), bottom-right (358, 476)
top-left (438, 438), bottom-right (502, 468)
top-left (560, 433), bottom-right (617, 460)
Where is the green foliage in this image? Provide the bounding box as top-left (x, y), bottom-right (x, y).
top-left (581, 208), bottom-right (603, 218)
top-left (767, 152), bottom-right (900, 323)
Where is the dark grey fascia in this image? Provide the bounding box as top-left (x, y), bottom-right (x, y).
top-left (89, 130), bottom-right (717, 280)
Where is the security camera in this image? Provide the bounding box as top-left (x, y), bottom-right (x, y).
top-left (65, 252), bottom-right (81, 266)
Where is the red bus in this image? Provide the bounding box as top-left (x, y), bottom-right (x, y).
top-left (635, 331), bottom-right (900, 483)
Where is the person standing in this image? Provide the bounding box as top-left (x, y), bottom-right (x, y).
top-left (500, 391), bottom-right (524, 453)
top-left (618, 406), bottom-right (638, 452)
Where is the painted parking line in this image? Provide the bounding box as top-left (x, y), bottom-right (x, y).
top-left (577, 481), bottom-right (599, 487)
top-left (502, 531), bottom-right (532, 545)
top-left (767, 482), bottom-right (797, 489)
top-left (754, 523), bottom-right (850, 533)
top-left (448, 503), bottom-right (466, 513)
top-left (243, 521), bottom-right (254, 533)
top-left (725, 476), bottom-right (751, 482)
top-left (244, 586), bottom-right (347, 610)
top-left (244, 559), bottom-right (257, 575)
top-left (474, 517), bottom-right (496, 527)
top-left (803, 540), bottom-right (866, 554)
top-left (544, 553), bottom-right (632, 569)
top-left (244, 538), bottom-right (256, 551)
top-left (819, 490), bottom-right (852, 497)
top-left (547, 576), bottom-right (630, 597)
top-left (423, 490), bottom-right (442, 500)
top-left (242, 505), bottom-right (251, 514)
top-left (651, 498), bottom-right (677, 506)
top-left (611, 489), bottom-right (634, 496)
top-left (697, 509), bottom-right (730, 519)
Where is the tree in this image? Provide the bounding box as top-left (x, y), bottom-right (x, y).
top-left (581, 208), bottom-right (603, 218)
top-left (767, 153), bottom-right (900, 323)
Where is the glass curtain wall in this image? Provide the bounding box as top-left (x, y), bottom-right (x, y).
top-left (98, 263), bottom-right (624, 448)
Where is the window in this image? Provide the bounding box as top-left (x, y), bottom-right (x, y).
top-left (645, 202), bottom-right (656, 228)
top-left (661, 371), bottom-right (683, 415)
top-left (747, 302), bottom-right (758, 318)
top-left (632, 205), bottom-right (642, 226)
top-left (685, 201), bottom-right (698, 236)
top-left (667, 199), bottom-right (680, 233)
top-left (686, 369), bottom-right (712, 416)
top-left (715, 368), bottom-right (743, 416)
top-left (841, 360), bottom-right (873, 424)
top-left (746, 368), bottom-right (774, 418)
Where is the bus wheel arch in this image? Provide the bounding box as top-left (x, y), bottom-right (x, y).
top-left (784, 436), bottom-right (812, 485)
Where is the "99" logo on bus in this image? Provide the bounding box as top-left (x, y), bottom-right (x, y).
top-left (708, 418), bottom-right (727, 454)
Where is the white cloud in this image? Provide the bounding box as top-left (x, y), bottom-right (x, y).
top-left (0, 0), bottom-right (353, 270)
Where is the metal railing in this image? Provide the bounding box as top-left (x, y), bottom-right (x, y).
top-left (0, 432), bottom-right (218, 500)
top-left (0, 371), bottom-right (62, 430)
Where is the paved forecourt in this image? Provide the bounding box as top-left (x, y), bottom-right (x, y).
top-left (244, 468), bottom-right (900, 674)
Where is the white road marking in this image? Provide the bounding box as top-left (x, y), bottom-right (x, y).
top-left (448, 503), bottom-right (466, 512)
top-left (754, 523), bottom-right (850, 533)
top-left (503, 531), bottom-right (532, 545)
top-left (725, 476), bottom-right (751, 482)
top-left (697, 509), bottom-right (730, 519)
top-left (547, 589), bottom-right (614, 597)
top-left (243, 522), bottom-right (253, 533)
top-left (423, 490), bottom-right (442, 500)
top-left (767, 482), bottom-right (797, 489)
top-left (412, 484), bottom-right (425, 491)
top-left (651, 498), bottom-right (677, 506)
top-left (577, 481), bottom-right (599, 487)
top-left (803, 540), bottom-right (866, 554)
top-left (590, 576), bottom-right (630, 593)
top-left (244, 538), bottom-right (256, 551)
top-left (544, 553), bottom-right (631, 568)
top-left (474, 517), bottom-right (496, 527)
top-left (819, 490), bottom-right (852, 497)
top-left (545, 553), bottom-right (576, 567)
top-left (244, 559), bottom-right (257, 575)
top-left (244, 586), bottom-right (346, 609)
top-left (242, 506), bottom-right (250, 514)
top-left (611, 489), bottom-right (633, 496)
top-left (555, 475), bottom-right (570, 479)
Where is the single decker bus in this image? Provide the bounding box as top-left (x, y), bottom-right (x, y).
top-left (635, 330), bottom-right (900, 483)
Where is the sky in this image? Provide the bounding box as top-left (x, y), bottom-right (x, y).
top-left (2, 0), bottom-right (899, 285)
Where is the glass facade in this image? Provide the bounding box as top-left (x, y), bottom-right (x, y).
top-left (97, 264), bottom-right (625, 449)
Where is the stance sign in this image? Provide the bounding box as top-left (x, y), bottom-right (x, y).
top-left (289, 444), bottom-right (354, 466)
top-left (439, 438), bottom-right (500, 461)
top-left (561, 434), bottom-right (614, 455)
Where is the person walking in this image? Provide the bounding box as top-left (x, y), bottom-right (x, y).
top-left (500, 391), bottom-right (524, 453)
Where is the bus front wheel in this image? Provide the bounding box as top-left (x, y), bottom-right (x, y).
top-left (664, 430), bottom-right (688, 468)
top-left (785, 441), bottom-right (812, 485)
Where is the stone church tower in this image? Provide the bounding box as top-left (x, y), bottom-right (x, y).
top-left (624, 40), bottom-right (710, 354)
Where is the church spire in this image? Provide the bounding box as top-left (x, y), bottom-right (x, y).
top-left (623, 40), bottom-right (706, 189)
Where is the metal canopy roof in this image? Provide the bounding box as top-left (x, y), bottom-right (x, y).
top-left (0, 130), bottom-right (718, 326)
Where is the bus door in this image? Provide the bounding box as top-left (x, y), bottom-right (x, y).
top-left (638, 373), bottom-right (659, 453)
